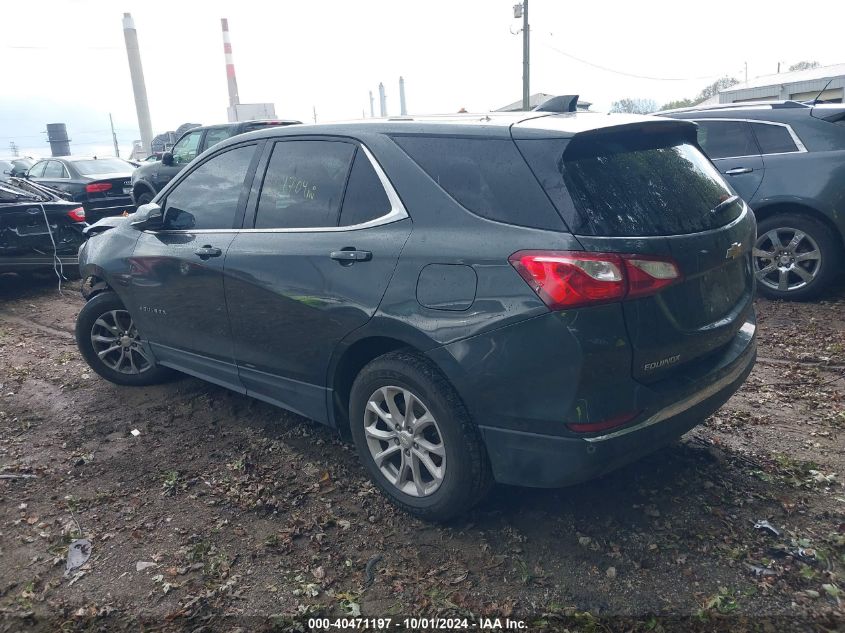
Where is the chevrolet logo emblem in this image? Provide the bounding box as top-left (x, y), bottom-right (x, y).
top-left (725, 242), bottom-right (743, 260)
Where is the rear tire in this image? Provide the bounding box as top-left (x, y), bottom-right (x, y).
top-left (349, 351), bottom-right (493, 522)
top-left (75, 292), bottom-right (173, 386)
top-left (753, 213), bottom-right (841, 301)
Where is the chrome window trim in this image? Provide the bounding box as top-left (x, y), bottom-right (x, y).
top-left (692, 117), bottom-right (807, 159)
top-left (147, 143), bottom-right (408, 235)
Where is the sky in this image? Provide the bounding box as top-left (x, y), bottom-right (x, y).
top-left (1, 0), bottom-right (842, 159)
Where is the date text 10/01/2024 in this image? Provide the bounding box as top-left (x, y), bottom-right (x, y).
top-left (307, 617), bottom-right (527, 630)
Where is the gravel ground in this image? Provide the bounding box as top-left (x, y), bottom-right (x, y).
top-left (0, 273), bottom-right (843, 632)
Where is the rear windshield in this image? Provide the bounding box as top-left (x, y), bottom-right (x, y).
top-left (518, 136), bottom-right (742, 236)
top-left (73, 158), bottom-right (134, 175)
top-left (392, 135), bottom-right (565, 231)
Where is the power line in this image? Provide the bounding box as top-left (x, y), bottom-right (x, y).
top-left (540, 40), bottom-right (726, 82)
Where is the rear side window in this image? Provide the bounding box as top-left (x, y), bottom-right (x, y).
top-left (518, 137), bottom-right (741, 237)
top-left (392, 135), bottom-right (565, 230)
top-left (695, 120), bottom-right (758, 159)
top-left (750, 122), bottom-right (799, 154)
top-left (338, 150), bottom-right (391, 226)
top-left (254, 140), bottom-right (354, 229)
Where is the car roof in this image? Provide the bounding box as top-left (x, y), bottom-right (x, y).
top-left (214, 110), bottom-right (693, 145)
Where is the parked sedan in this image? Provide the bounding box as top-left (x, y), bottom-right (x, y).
top-left (0, 177), bottom-right (87, 276)
top-left (27, 156), bottom-right (136, 222)
top-left (0, 157), bottom-right (35, 181)
top-left (76, 110), bottom-right (756, 520)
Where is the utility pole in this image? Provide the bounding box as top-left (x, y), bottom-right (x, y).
top-left (744, 61), bottom-right (748, 83)
top-left (522, 0), bottom-right (529, 110)
top-left (312, 106), bottom-right (317, 123)
top-left (109, 113), bottom-right (120, 157)
top-left (8, 141), bottom-right (19, 157)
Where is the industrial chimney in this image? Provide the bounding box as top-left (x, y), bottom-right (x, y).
top-left (122, 13), bottom-right (154, 156)
top-left (378, 83), bottom-right (387, 117)
top-left (221, 19), bottom-right (240, 109)
top-left (399, 77), bottom-right (407, 115)
top-left (46, 123), bottom-right (71, 157)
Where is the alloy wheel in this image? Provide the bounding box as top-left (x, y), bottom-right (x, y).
top-left (752, 227), bottom-right (822, 293)
top-left (363, 386), bottom-right (446, 497)
top-left (89, 309), bottom-right (153, 374)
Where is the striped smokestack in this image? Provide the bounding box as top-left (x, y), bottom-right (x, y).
top-left (221, 18), bottom-right (240, 108)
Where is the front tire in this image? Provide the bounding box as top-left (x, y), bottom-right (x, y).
top-left (753, 214), bottom-right (841, 301)
top-left (134, 190), bottom-right (154, 206)
top-left (349, 351), bottom-right (492, 521)
top-left (75, 292), bottom-right (173, 386)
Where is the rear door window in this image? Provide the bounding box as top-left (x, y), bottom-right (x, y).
top-left (518, 136), bottom-right (741, 237)
top-left (42, 161), bottom-right (65, 178)
top-left (750, 122), bottom-right (800, 154)
top-left (253, 140), bottom-right (355, 229)
top-left (338, 149), bottom-right (391, 226)
top-left (695, 120), bottom-right (759, 159)
top-left (202, 128), bottom-right (234, 151)
top-left (392, 135), bottom-right (565, 230)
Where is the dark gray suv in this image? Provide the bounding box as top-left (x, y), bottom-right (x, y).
top-left (659, 101), bottom-right (845, 300)
top-left (75, 112), bottom-right (757, 520)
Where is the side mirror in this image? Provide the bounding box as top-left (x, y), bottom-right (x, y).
top-left (161, 152), bottom-right (174, 166)
top-left (130, 202), bottom-right (164, 230)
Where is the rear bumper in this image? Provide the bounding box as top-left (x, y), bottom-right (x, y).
top-left (476, 319), bottom-right (756, 487)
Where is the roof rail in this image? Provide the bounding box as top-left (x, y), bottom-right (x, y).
top-left (771, 100), bottom-right (810, 109)
top-left (533, 95), bottom-right (579, 113)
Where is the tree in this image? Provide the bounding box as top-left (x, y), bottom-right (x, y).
top-left (609, 98), bottom-right (658, 114)
top-left (698, 76), bottom-right (740, 100)
top-left (659, 76), bottom-right (740, 111)
top-left (660, 98), bottom-right (696, 111)
top-left (789, 60), bottom-right (820, 72)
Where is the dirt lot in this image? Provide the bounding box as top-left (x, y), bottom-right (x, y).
top-left (0, 274), bottom-right (843, 632)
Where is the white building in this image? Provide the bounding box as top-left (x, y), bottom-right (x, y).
top-left (719, 63), bottom-right (845, 104)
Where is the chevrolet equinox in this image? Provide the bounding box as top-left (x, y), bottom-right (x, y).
top-left (76, 111), bottom-right (757, 520)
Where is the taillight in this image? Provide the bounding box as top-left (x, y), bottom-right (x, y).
top-left (509, 250), bottom-right (681, 310)
top-left (66, 207), bottom-right (86, 222)
top-left (85, 182), bottom-right (112, 193)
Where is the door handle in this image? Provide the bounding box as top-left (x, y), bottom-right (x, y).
top-left (194, 245), bottom-right (222, 259)
top-left (330, 249), bottom-right (372, 263)
top-left (725, 167), bottom-right (753, 175)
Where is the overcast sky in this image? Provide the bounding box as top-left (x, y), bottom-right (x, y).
top-left (1, 0), bottom-right (841, 158)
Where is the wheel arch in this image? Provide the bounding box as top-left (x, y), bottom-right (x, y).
top-left (752, 200), bottom-right (845, 249)
top-left (328, 333), bottom-right (432, 441)
top-left (131, 180), bottom-right (156, 200)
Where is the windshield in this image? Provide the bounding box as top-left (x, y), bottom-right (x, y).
top-left (73, 158), bottom-right (134, 175)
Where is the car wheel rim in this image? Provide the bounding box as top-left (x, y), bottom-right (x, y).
top-left (90, 309), bottom-right (152, 374)
top-left (363, 386), bottom-right (446, 498)
top-left (752, 227), bottom-right (821, 292)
